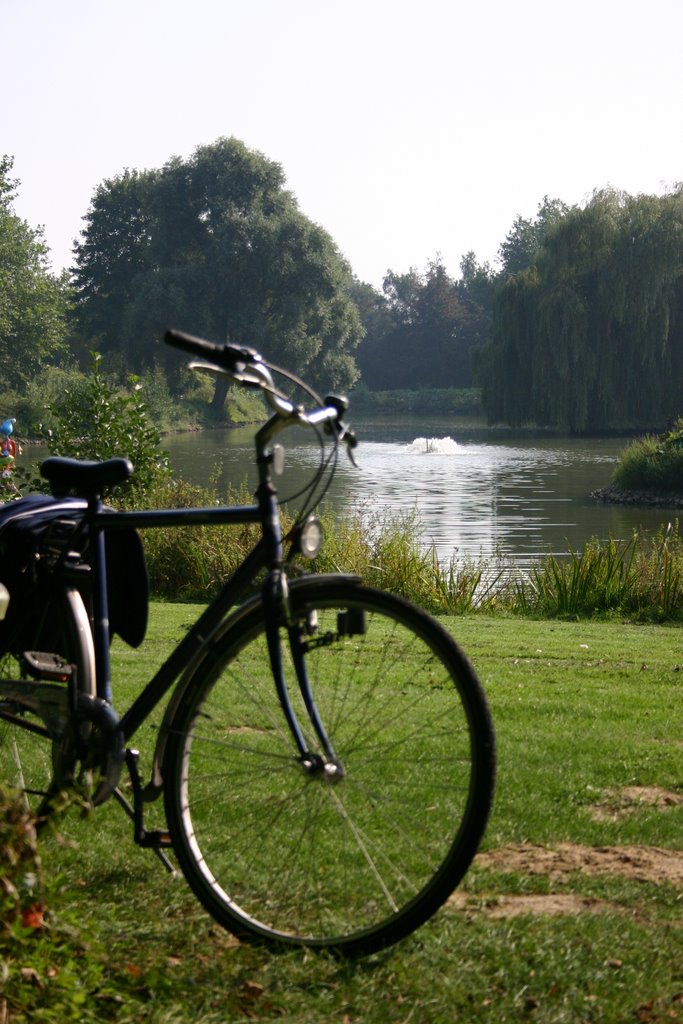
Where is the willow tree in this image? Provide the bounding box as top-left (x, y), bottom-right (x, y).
top-left (482, 187), bottom-right (683, 431)
top-left (72, 138), bottom-right (362, 406)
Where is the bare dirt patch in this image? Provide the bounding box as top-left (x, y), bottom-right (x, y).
top-left (447, 842), bottom-right (683, 918)
top-left (448, 891), bottom-right (618, 918)
top-left (474, 843), bottom-right (683, 887)
top-left (589, 785), bottom-right (683, 822)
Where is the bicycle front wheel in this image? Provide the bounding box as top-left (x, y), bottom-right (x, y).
top-left (164, 578), bottom-right (495, 956)
top-left (0, 586), bottom-right (95, 819)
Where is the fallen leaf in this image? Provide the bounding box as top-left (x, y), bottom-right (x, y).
top-left (21, 903), bottom-right (45, 930)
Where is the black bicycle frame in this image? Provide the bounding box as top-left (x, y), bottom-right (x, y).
top-left (97, 502), bottom-right (268, 742)
top-left (85, 437), bottom-right (335, 769)
top-left (0, 398), bottom-right (348, 809)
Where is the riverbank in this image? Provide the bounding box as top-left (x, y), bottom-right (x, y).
top-left (349, 386), bottom-right (482, 417)
top-left (592, 483), bottom-right (683, 509)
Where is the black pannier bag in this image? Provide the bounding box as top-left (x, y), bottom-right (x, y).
top-left (0, 495), bottom-right (148, 658)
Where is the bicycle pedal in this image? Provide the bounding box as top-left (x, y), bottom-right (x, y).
top-left (139, 829), bottom-right (173, 849)
top-left (21, 651), bottom-right (73, 682)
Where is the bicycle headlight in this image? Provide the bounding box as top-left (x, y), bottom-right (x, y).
top-left (296, 516), bottom-right (323, 559)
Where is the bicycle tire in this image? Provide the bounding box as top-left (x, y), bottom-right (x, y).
top-left (0, 586), bottom-right (95, 820)
top-left (163, 578), bottom-right (495, 956)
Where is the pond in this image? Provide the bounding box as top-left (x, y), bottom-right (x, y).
top-left (154, 417), bottom-right (671, 569)
top-left (23, 418), bottom-right (671, 568)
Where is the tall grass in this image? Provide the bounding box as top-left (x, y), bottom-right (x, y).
top-left (139, 479), bottom-right (508, 614)
top-left (509, 523), bottom-right (683, 620)
top-left (516, 535), bottom-right (639, 617)
top-left (137, 478), bottom-right (683, 620)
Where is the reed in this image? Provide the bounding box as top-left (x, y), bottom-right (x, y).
top-left (520, 535), bottom-right (640, 617)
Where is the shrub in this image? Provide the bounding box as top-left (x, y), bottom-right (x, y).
top-left (613, 420), bottom-right (683, 494)
top-left (44, 352), bottom-right (171, 501)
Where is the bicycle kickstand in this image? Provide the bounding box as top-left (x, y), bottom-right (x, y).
top-left (111, 749), bottom-right (177, 875)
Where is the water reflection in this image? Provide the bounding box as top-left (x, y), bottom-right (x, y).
top-left (157, 421), bottom-right (672, 568)
top-left (27, 421), bottom-right (667, 568)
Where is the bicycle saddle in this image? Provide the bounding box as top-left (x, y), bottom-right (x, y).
top-left (41, 456), bottom-right (134, 496)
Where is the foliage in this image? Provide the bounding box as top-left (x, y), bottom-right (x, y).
top-left (71, 137), bottom-right (363, 405)
top-left (481, 186), bottom-right (683, 432)
top-left (496, 195), bottom-right (570, 275)
top-left (354, 255), bottom-right (494, 391)
top-left (43, 352), bottom-right (171, 500)
top-left (612, 420), bottom-right (683, 494)
top-left (0, 156), bottom-right (71, 391)
top-left (0, 365), bottom-right (85, 441)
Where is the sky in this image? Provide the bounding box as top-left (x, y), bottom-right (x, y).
top-left (4, 0), bottom-right (683, 288)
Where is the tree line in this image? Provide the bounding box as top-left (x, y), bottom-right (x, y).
top-left (2, 140), bottom-right (682, 434)
top-left (481, 188), bottom-right (683, 432)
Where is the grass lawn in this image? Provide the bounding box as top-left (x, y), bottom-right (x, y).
top-left (2, 606), bottom-right (681, 1023)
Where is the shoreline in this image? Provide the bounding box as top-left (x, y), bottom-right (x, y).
top-left (592, 483), bottom-right (683, 509)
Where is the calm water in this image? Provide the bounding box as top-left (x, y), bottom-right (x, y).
top-left (27, 419), bottom-right (670, 567)
top-left (156, 419), bottom-right (671, 569)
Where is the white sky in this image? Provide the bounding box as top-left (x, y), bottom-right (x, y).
top-left (4, 0), bottom-right (683, 288)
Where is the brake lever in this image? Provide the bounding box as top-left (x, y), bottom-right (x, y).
top-left (188, 359), bottom-right (262, 387)
top-left (188, 359), bottom-right (227, 377)
top-left (342, 426), bottom-right (359, 468)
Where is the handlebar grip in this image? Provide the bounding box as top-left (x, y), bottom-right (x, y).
top-left (164, 329), bottom-right (260, 372)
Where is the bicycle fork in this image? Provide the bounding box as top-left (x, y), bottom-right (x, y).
top-left (263, 570), bottom-right (344, 779)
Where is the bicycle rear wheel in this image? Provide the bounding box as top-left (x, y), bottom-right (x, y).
top-left (0, 586), bottom-right (95, 819)
top-left (164, 578), bottom-right (495, 956)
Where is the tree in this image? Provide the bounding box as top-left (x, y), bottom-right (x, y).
top-left (354, 257), bottom-right (492, 390)
top-left (497, 197), bottom-right (570, 276)
top-left (0, 156), bottom-right (71, 390)
top-left (481, 187), bottom-right (683, 431)
top-left (455, 252), bottom-right (495, 376)
top-left (72, 139), bottom-right (363, 408)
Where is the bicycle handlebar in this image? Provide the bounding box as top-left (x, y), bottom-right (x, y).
top-left (165, 328), bottom-right (296, 417)
top-left (164, 328), bottom-right (357, 453)
top-left (165, 329), bottom-right (261, 374)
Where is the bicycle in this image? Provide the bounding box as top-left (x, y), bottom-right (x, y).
top-left (0, 329), bottom-right (495, 957)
